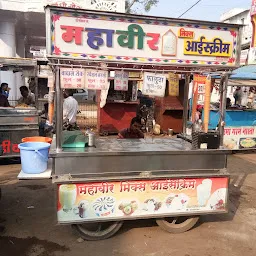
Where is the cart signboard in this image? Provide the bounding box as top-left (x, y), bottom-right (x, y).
top-left (57, 177), bottom-right (228, 223)
top-left (46, 6), bottom-right (241, 67)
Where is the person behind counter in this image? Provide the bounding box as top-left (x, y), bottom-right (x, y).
top-left (17, 86), bottom-right (35, 106)
top-left (0, 89), bottom-right (10, 107)
top-left (248, 88), bottom-right (255, 109)
top-left (118, 117), bottom-right (144, 139)
top-left (63, 89), bottom-right (79, 130)
top-left (226, 98), bottom-right (232, 109)
top-left (1, 83), bottom-right (11, 98)
top-left (233, 87), bottom-right (242, 105)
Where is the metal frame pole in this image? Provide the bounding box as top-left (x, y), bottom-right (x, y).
top-left (219, 74), bottom-right (228, 148)
top-left (34, 66), bottom-right (39, 109)
top-left (55, 66), bottom-right (63, 152)
top-left (182, 74), bottom-right (190, 134)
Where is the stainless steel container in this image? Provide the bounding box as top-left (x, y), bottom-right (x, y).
top-left (88, 132), bottom-right (95, 147)
top-left (168, 128), bottom-right (173, 136)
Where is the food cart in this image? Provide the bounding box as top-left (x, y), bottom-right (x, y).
top-left (18, 6), bottom-right (242, 240)
top-left (0, 58), bottom-right (39, 158)
top-left (206, 66), bottom-right (256, 151)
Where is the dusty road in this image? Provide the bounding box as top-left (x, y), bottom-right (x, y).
top-left (0, 155), bottom-right (256, 256)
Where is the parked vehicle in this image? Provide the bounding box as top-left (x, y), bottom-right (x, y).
top-left (73, 89), bottom-right (96, 103)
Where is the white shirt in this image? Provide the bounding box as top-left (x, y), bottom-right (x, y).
top-left (63, 96), bottom-right (78, 124)
top-left (30, 92), bottom-right (35, 102)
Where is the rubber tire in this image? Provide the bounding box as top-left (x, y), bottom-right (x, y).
top-left (156, 216), bottom-right (199, 234)
top-left (72, 221), bottom-right (123, 241)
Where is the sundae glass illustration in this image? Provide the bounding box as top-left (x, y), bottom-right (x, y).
top-left (59, 184), bottom-right (77, 212)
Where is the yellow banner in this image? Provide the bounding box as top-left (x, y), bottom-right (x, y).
top-left (168, 73), bottom-right (179, 96)
top-left (184, 36), bottom-right (232, 57)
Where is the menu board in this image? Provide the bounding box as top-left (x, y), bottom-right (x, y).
top-left (60, 68), bottom-right (85, 89)
top-left (85, 69), bottom-right (109, 90)
top-left (168, 73), bottom-right (179, 96)
top-left (114, 71), bottom-right (129, 91)
top-left (57, 177), bottom-right (228, 223)
top-left (193, 74), bottom-right (207, 103)
top-left (47, 73), bottom-right (54, 88)
top-left (142, 72), bottom-right (166, 97)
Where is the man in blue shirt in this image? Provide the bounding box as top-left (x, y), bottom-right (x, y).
top-left (0, 83), bottom-right (10, 98)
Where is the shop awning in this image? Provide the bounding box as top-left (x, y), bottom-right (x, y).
top-left (215, 79), bottom-right (256, 86)
top-left (230, 65), bottom-right (256, 80)
top-left (211, 65), bottom-right (256, 80)
top-left (0, 57), bottom-right (37, 67)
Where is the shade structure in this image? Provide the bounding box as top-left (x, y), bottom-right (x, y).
top-left (212, 65), bottom-right (256, 80)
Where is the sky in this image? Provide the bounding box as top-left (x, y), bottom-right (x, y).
top-left (138, 0), bottom-right (252, 21)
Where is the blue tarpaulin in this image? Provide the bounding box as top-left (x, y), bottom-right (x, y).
top-left (230, 65), bottom-right (256, 80)
top-left (212, 65), bottom-right (256, 80)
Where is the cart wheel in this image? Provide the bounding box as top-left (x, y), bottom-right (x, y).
top-left (156, 216), bottom-right (199, 234)
top-left (72, 221), bottom-right (123, 241)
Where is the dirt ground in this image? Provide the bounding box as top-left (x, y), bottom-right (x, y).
top-left (0, 154), bottom-right (256, 256)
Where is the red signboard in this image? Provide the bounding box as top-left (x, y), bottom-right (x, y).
top-left (57, 177), bottom-right (229, 223)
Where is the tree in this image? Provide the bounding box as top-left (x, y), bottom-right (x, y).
top-left (125, 0), bottom-right (159, 13)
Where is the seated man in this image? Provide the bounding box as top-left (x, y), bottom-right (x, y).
top-left (17, 86), bottom-right (35, 106)
top-left (118, 117), bottom-right (144, 139)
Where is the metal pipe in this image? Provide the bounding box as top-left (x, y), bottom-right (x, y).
top-left (48, 62), bottom-right (231, 74)
top-left (34, 66), bottom-right (39, 109)
top-left (219, 74), bottom-right (228, 148)
top-left (45, 8), bottom-right (52, 56)
top-left (182, 74), bottom-right (190, 134)
top-left (55, 66), bottom-right (63, 152)
top-left (48, 60), bottom-right (234, 74)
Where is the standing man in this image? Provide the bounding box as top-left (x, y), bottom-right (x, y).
top-left (63, 89), bottom-right (79, 130)
top-left (233, 87), bottom-right (242, 105)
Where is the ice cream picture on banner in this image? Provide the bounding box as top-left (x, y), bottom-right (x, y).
top-left (165, 193), bottom-right (189, 210)
top-left (119, 200), bottom-right (138, 216)
top-left (197, 179), bottom-right (212, 206)
top-left (143, 199), bottom-right (162, 212)
top-left (93, 196), bottom-right (116, 217)
top-left (73, 200), bottom-right (89, 218)
top-left (59, 184), bottom-right (77, 212)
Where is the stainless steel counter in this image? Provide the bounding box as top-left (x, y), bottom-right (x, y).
top-left (50, 137), bottom-right (230, 179)
top-left (0, 107), bottom-right (39, 157)
top-left (50, 137), bottom-right (192, 156)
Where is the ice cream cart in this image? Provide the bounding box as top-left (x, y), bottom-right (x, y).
top-left (28, 6), bottom-right (241, 240)
top-left (0, 58), bottom-right (39, 158)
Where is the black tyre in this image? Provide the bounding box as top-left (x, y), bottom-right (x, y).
top-left (72, 221), bottom-right (123, 241)
top-left (156, 216), bottom-right (199, 234)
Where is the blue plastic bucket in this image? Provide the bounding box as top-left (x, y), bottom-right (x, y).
top-left (18, 142), bottom-right (50, 174)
